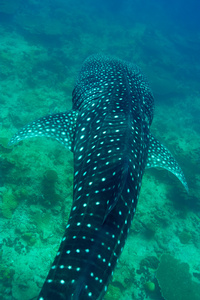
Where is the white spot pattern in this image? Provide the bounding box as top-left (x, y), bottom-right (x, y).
top-left (9, 54), bottom-right (187, 300)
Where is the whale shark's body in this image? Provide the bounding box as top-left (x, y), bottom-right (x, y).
top-left (9, 55), bottom-right (188, 300)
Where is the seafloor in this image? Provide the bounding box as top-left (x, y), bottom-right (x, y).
top-left (0, 1), bottom-right (200, 300)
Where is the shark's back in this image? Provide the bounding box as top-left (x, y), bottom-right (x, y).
top-left (37, 55), bottom-right (155, 299)
top-left (9, 55), bottom-right (188, 300)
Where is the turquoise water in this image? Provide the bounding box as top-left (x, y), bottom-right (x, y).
top-left (0, 1), bottom-right (200, 299)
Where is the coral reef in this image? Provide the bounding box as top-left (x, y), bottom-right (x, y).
top-left (21, 232), bottom-right (37, 246)
top-left (178, 230), bottom-right (192, 244)
top-left (140, 256), bottom-right (159, 270)
top-left (0, 137), bottom-right (12, 153)
top-left (41, 169), bottom-right (62, 206)
top-left (143, 218), bottom-right (159, 238)
top-left (0, 264), bottom-right (15, 286)
top-left (44, 169), bottom-right (58, 183)
top-left (144, 281), bottom-right (155, 292)
top-left (105, 284), bottom-right (122, 300)
top-left (156, 254), bottom-right (200, 300)
top-left (30, 210), bottom-right (52, 240)
top-left (1, 190), bottom-right (18, 218)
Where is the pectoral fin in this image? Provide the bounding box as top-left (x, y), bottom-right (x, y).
top-left (9, 111), bottom-right (78, 152)
top-left (146, 134), bottom-right (188, 192)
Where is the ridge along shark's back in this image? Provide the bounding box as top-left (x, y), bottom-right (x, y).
top-left (9, 55), bottom-right (188, 300)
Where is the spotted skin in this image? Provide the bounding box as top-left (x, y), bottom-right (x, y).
top-left (9, 55), bottom-right (188, 300)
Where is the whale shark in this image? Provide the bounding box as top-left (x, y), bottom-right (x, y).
top-left (9, 54), bottom-right (188, 300)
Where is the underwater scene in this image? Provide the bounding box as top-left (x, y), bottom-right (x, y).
top-left (0, 0), bottom-right (200, 299)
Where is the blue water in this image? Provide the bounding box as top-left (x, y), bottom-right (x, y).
top-left (0, 1), bottom-right (200, 300)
